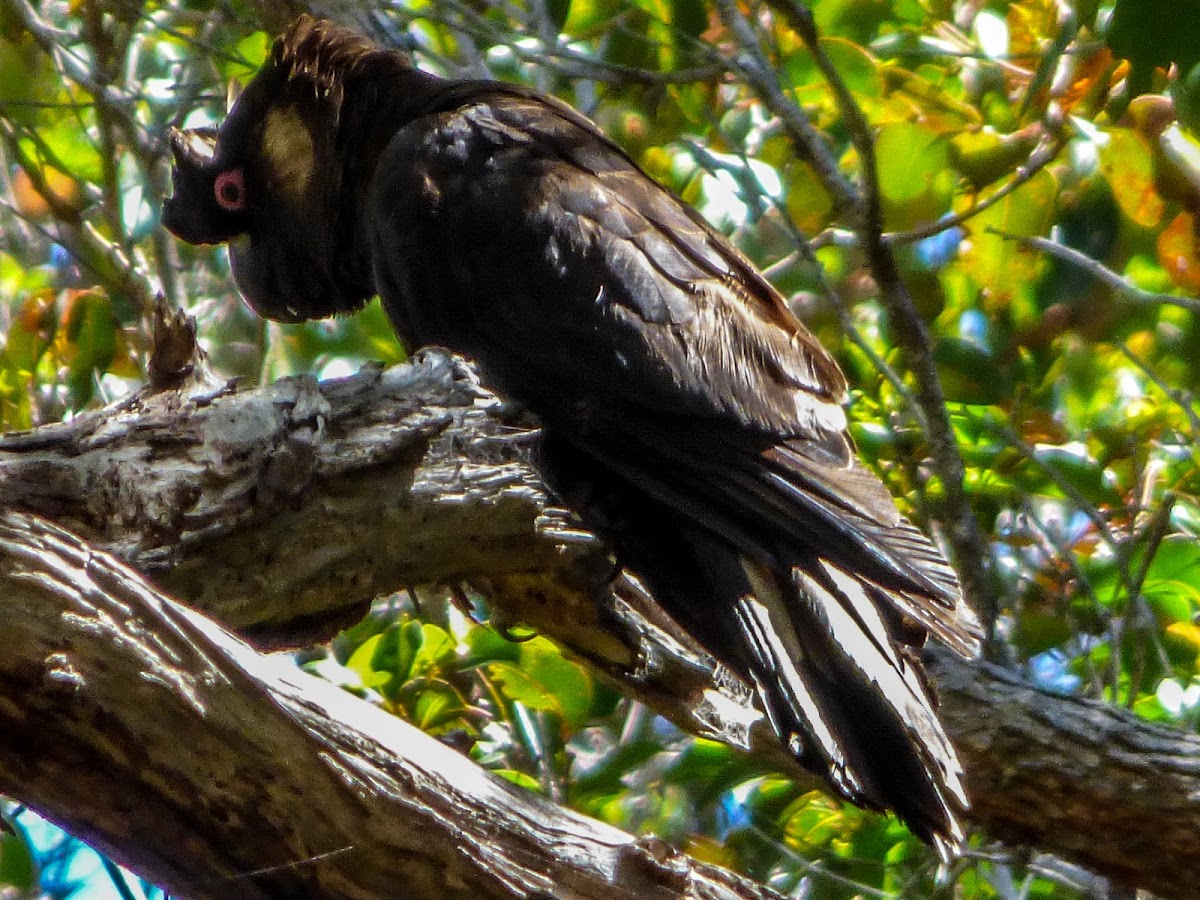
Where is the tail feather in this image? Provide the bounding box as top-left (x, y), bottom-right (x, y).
top-left (536, 430), bottom-right (974, 852)
top-left (733, 555), bottom-right (968, 850)
top-left (734, 566), bottom-right (860, 797)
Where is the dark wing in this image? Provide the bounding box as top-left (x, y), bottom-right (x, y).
top-left (369, 91), bottom-right (979, 653)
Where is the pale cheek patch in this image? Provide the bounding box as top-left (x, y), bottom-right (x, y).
top-left (261, 106), bottom-right (315, 203)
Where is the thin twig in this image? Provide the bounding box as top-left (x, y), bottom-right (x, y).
top-left (1117, 343), bottom-right (1200, 438)
top-left (987, 228), bottom-right (1200, 314)
top-left (711, 0), bottom-right (861, 217)
top-left (0, 125), bottom-right (154, 314)
top-left (1114, 493), bottom-right (1176, 706)
top-left (1017, 499), bottom-right (1107, 697)
top-left (887, 131), bottom-right (1063, 246)
top-left (775, 0), bottom-right (1002, 639)
top-left (12, 0), bottom-right (158, 161)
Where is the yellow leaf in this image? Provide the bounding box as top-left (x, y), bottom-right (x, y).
top-left (1167, 621), bottom-right (1200, 649)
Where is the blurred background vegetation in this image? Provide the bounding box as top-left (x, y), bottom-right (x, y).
top-left (1, 0), bottom-right (1199, 897)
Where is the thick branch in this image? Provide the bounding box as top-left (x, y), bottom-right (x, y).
top-left (931, 650), bottom-right (1200, 898)
top-left (0, 512), bottom-right (777, 900)
top-left (2, 354), bottom-right (1198, 898)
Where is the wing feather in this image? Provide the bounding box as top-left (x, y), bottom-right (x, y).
top-left (369, 90), bottom-right (979, 651)
top-left (367, 85), bottom-right (981, 848)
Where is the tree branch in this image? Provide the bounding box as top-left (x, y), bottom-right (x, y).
top-left (0, 510), bottom-right (779, 900)
top-left (2, 353), bottom-right (1198, 899)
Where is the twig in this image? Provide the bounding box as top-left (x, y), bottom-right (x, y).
top-left (774, 0), bottom-right (1002, 639)
top-left (1017, 499), bottom-right (1107, 697)
top-left (1117, 343), bottom-right (1200, 438)
top-left (1109, 493), bottom-right (1176, 707)
top-left (887, 131), bottom-right (1063, 246)
top-left (986, 228), bottom-right (1200, 314)
top-left (415, 0), bottom-right (725, 86)
top-left (961, 408), bottom-right (1121, 556)
top-left (711, 0), bottom-right (861, 217)
top-left (12, 0), bottom-right (158, 161)
top-left (0, 125), bottom-right (154, 314)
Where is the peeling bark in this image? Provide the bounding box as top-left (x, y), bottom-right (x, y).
top-left (2, 352), bottom-right (1198, 898)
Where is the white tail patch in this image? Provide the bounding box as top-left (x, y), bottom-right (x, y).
top-left (810, 559), bottom-right (969, 814)
top-left (736, 560), bottom-right (861, 797)
top-left (227, 78), bottom-right (244, 113)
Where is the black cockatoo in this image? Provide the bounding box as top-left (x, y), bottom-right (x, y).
top-left (163, 16), bottom-right (981, 854)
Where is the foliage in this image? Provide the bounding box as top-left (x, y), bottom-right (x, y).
top-left (2, 0), bottom-right (1198, 897)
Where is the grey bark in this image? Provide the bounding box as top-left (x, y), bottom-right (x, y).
top-left (1, 351), bottom-right (1198, 899)
top-left (0, 512), bottom-right (777, 900)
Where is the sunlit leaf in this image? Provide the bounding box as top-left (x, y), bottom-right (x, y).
top-left (1156, 212), bottom-right (1200, 290)
top-left (1167, 621), bottom-right (1200, 650)
top-left (413, 683), bottom-right (464, 731)
top-left (875, 121), bottom-right (952, 230)
top-left (488, 637), bottom-right (593, 729)
top-left (55, 289), bottom-right (116, 409)
top-left (10, 165), bottom-right (82, 220)
top-left (461, 624), bottom-right (522, 667)
top-left (1100, 127), bottom-right (1164, 228)
top-left (1140, 537), bottom-right (1200, 622)
top-left (957, 167), bottom-right (1058, 313)
top-left (410, 623), bottom-right (457, 677)
top-left (492, 769), bottom-right (542, 791)
top-left (950, 128), bottom-right (1040, 191)
top-left (784, 160), bottom-right (835, 233)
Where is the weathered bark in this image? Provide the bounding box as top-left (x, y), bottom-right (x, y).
top-left (0, 512), bottom-right (777, 900)
top-left (931, 651), bottom-right (1200, 899)
top-left (2, 352), bottom-right (1198, 898)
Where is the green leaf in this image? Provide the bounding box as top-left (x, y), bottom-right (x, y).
top-left (1100, 128), bottom-right (1163, 229)
top-left (958, 167), bottom-right (1058, 314)
top-left (31, 117), bottom-right (104, 185)
top-left (223, 30), bottom-right (272, 81)
top-left (461, 624), bottom-right (522, 667)
top-left (345, 620), bottom-right (425, 696)
top-left (492, 769), bottom-right (543, 792)
top-left (1014, 612), bottom-right (1073, 656)
top-left (545, 0), bottom-right (572, 33)
top-left (1088, 536), bottom-right (1200, 622)
top-left (59, 289), bottom-right (116, 409)
top-left (1031, 443), bottom-right (1116, 505)
top-left (410, 623), bottom-right (457, 676)
top-left (1107, 0), bottom-right (1200, 91)
top-left (488, 636), bottom-right (593, 729)
top-left (413, 683), bottom-right (464, 731)
top-left (814, 0), bottom-right (891, 43)
top-left (875, 121), bottom-right (952, 230)
top-left (5, 292), bottom-right (55, 374)
top-left (0, 830), bottom-right (37, 890)
top-left (934, 337), bottom-right (1011, 404)
top-left (669, 0), bottom-right (707, 67)
top-left (784, 160), bottom-right (835, 233)
top-left (1140, 536), bottom-right (1200, 623)
top-left (344, 633), bottom-right (398, 692)
top-left (821, 37), bottom-right (883, 98)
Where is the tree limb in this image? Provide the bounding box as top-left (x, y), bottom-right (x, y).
top-left (0, 511), bottom-right (779, 900)
top-left (2, 352), bottom-right (1198, 898)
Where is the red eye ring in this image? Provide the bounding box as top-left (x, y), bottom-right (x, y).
top-left (214, 168), bottom-right (245, 211)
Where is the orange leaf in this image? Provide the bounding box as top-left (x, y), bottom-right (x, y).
top-left (1156, 212), bottom-right (1200, 290)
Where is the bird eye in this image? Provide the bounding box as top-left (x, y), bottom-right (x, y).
top-left (214, 169), bottom-right (245, 211)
